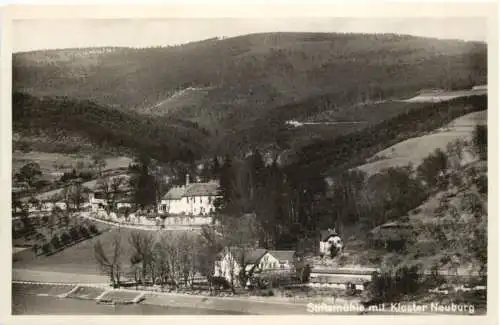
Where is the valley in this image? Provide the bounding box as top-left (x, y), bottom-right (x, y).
top-left (12, 31), bottom-right (488, 314)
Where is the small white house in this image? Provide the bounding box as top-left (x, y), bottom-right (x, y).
top-left (319, 228), bottom-right (344, 257)
top-left (88, 191), bottom-right (133, 212)
top-left (158, 174), bottom-right (219, 217)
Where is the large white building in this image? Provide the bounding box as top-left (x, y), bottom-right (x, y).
top-left (158, 175), bottom-right (219, 216)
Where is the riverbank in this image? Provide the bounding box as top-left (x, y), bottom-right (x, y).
top-left (12, 283), bottom-right (246, 315)
top-left (12, 281), bottom-right (315, 314)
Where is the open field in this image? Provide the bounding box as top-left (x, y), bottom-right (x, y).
top-left (13, 224), bottom-right (193, 276)
top-left (403, 88), bottom-right (487, 103)
top-left (12, 150), bottom-right (133, 177)
top-left (356, 110), bottom-right (486, 176)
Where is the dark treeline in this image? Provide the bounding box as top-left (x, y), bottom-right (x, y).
top-left (210, 151), bottom-right (327, 250)
top-left (12, 92), bottom-right (208, 163)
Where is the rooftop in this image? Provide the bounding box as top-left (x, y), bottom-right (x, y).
top-left (222, 248), bottom-right (297, 264)
top-left (320, 228), bottom-right (339, 241)
top-left (163, 180), bottom-right (219, 200)
top-left (267, 250), bottom-right (297, 262)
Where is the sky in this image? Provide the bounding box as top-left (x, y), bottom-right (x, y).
top-left (12, 17), bottom-right (488, 53)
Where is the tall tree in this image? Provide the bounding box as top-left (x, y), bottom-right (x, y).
top-left (214, 155), bottom-right (236, 214)
top-left (96, 176), bottom-right (124, 215)
top-left (62, 181), bottom-right (84, 213)
top-left (92, 154), bottom-right (107, 176)
top-left (94, 232), bottom-right (124, 288)
top-left (210, 155), bottom-right (221, 180)
top-left (249, 149), bottom-right (265, 186)
top-left (129, 230), bottom-right (155, 285)
top-left (15, 162), bottom-right (42, 188)
top-left (129, 154), bottom-right (157, 210)
top-left (198, 225), bottom-right (223, 291)
top-left (473, 124), bottom-right (487, 161)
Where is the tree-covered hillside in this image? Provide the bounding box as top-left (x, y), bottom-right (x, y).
top-left (13, 92), bottom-right (208, 162)
top-left (14, 32), bottom-right (487, 154)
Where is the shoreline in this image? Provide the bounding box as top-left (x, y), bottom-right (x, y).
top-left (12, 279), bottom-right (316, 315)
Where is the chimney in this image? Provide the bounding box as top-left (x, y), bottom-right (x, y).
top-left (186, 174), bottom-right (190, 186)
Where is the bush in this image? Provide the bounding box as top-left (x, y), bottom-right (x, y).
top-left (60, 232), bottom-right (72, 246)
top-left (51, 236), bottom-right (62, 249)
top-left (208, 276), bottom-right (231, 291)
top-left (41, 242), bottom-right (52, 255)
top-left (69, 227), bottom-right (81, 241)
top-left (79, 225), bottom-right (91, 238)
top-left (473, 125), bottom-right (487, 161)
top-left (367, 265), bottom-right (423, 302)
top-left (474, 174), bottom-right (487, 195)
top-left (417, 149), bottom-right (448, 189)
top-left (425, 263), bottom-right (446, 288)
top-left (300, 264), bottom-right (312, 283)
top-left (264, 289), bottom-right (274, 296)
top-left (254, 289), bottom-right (275, 297)
top-left (89, 224), bottom-right (99, 235)
top-left (79, 171), bottom-right (94, 181)
top-left (32, 243), bottom-right (42, 255)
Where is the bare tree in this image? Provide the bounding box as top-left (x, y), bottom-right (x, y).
top-left (93, 154), bottom-right (107, 176)
top-left (217, 214), bottom-right (261, 292)
top-left (178, 232), bottom-right (200, 288)
top-left (96, 176), bottom-right (124, 216)
top-left (152, 240), bottom-right (171, 289)
top-left (198, 226), bottom-right (223, 292)
top-left (161, 234), bottom-right (182, 288)
top-left (94, 231), bottom-right (124, 288)
top-left (129, 230), bottom-right (155, 285)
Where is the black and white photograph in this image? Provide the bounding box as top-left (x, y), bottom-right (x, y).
top-left (3, 3), bottom-right (496, 319)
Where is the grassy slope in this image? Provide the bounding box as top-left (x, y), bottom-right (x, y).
top-left (12, 151), bottom-right (133, 178)
top-left (14, 33), bottom-right (487, 155)
top-left (356, 110), bottom-right (487, 176)
top-left (13, 223), bottom-right (200, 276)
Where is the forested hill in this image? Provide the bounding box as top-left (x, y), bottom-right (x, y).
top-left (12, 92), bottom-right (209, 162)
top-left (14, 33), bottom-right (487, 154)
top-left (286, 94), bottom-right (487, 182)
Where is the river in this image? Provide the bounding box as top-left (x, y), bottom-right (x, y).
top-left (12, 284), bottom-right (246, 315)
